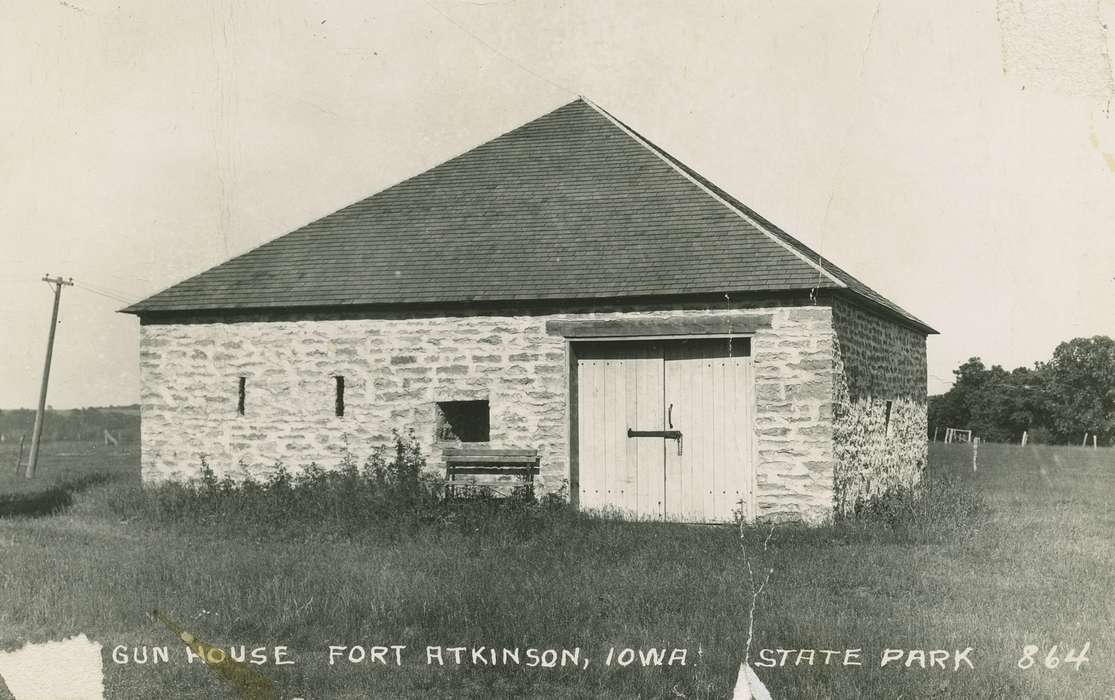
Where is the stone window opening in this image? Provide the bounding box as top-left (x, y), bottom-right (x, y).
top-left (237, 377), bottom-right (246, 416)
top-left (884, 400), bottom-right (893, 436)
top-left (334, 376), bottom-right (345, 417)
top-left (435, 400), bottom-right (490, 443)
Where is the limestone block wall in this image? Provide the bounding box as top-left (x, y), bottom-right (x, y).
top-left (139, 314), bottom-right (569, 486)
top-left (831, 297), bottom-right (929, 514)
top-left (139, 299), bottom-right (837, 521)
top-left (750, 306), bottom-right (834, 523)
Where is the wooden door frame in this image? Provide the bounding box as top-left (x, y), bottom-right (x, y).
top-left (566, 334), bottom-right (757, 520)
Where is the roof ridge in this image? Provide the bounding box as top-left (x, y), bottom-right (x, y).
top-left (579, 96), bottom-right (846, 289)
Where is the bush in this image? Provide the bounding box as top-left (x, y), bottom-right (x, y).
top-left (832, 475), bottom-right (991, 544)
top-left (110, 432), bottom-right (579, 541)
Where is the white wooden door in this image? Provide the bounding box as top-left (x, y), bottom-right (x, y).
top-left (575, 338), bottom-right (753, 523)
top-left (663, 339), bottom-right (754, 522)
top-left (576, 342), bottom-right (664, 518)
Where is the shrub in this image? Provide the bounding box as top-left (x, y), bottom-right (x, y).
top-left (111, 432), bottom-right (581, 541)
top-left (833, 474), bottom-right (990, 544)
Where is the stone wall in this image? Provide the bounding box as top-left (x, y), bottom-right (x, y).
top-left (139, 298), bottom-right (837, 521)
top-left (830, 297), bottom-right (929, 514)
top-left (750, 306), bottom-right (834, 523)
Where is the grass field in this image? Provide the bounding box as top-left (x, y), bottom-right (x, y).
top-left (0, 440), bottom-right (1112, 698)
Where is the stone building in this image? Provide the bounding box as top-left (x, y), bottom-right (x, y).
top-left (124, 98), bottom-right (935, 524)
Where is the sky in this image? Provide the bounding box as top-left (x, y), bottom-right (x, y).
top-left (2, 0), bottom-right (1114, 409)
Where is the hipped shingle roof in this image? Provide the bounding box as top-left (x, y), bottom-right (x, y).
top-left (124, 98), bottom-right (934, 333)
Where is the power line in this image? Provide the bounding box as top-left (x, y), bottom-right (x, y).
top-left (75, 285), bottom-right (132, 305)
top-left (77, 277), bottom-right (139, 301)
top-left (74, 283), bottom-right (130, 303)
top-left (71, 279), bottom-right (138, 306)
top-left (79, 288), bottom-right (132, 305)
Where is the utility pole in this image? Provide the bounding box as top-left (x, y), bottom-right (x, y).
top-left (25, 275), bottom-right (73, 478)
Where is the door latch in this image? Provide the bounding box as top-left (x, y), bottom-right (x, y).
top-left (627, 428), bottom-right (684, 455)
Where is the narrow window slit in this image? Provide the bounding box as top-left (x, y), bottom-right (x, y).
top-left (335, 376), bottom-right (345, 417)
top-left (237, 377), bottom-right (246, 416)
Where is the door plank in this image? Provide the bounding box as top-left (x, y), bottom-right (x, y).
top-left (663, 341), bottom-right (687, 521)
top-left (605, 359), bottom-right (627, 514)
top-left (635, 342), bottom-right (665, 519)
top-left (622, 353), bottom-right (638, 515)
top-left (735, 356), bottom-right (755, 520)
top-left (578, 358), bottom-right (599, 511)
top-left (710, 356), bottom-right (726, 520)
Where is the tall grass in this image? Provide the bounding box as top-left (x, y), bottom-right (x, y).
top-left (3, 440), bottom-right (1111, 697)
top-left (106, 431), bottom-right (577, 544)
top-left (106, 432), bottom-right (988, 550)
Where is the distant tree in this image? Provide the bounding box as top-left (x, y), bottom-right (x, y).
top-left (999, 366), bottom-right (1054, 439)
top-left (928, 357), bottom-right (984, 432)
top-left (930, 358), bottom-right (1010, 440)
top-left (929, 359), bottom-right (1054, 443)
top-left (0, 405), bottom-right (139, 443)
top-left (1044, 336), bottom-right (1115, 445)
top-left (930, 336), bottom-right (1115, 445)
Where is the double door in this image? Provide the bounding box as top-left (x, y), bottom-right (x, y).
top-left (575, 338), bottom-right (754, 523)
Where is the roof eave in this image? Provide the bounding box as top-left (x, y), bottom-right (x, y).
top-left (837, 288), bottom-right (938, 335)
top-left (124, 287), bottom-right (843, 321)
top-left (125, 287), bottom-right (937, 335)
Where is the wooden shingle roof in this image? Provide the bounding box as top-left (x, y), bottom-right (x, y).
top-left (124, 98), bottom-right (934, 333)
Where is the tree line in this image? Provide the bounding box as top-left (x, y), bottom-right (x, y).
top-left (0, 406), bottom-right (139, 444)
top-left (929, 336), bottom-right (1115, 445)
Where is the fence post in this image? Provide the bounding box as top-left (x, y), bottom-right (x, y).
top-left (1093, 435), bottom-right (1098, 449)
top-left (972, 437), bottom-right (979, 472)
top-left (1082, 432), bottom-right (1089, 447)
top-left (14, 434), bottom-right (25, 475)
top-left (1021, 430), bottom-right (1028, 447)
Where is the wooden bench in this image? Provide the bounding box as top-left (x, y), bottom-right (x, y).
top-left (443, 447), bottom-right (540, 497)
